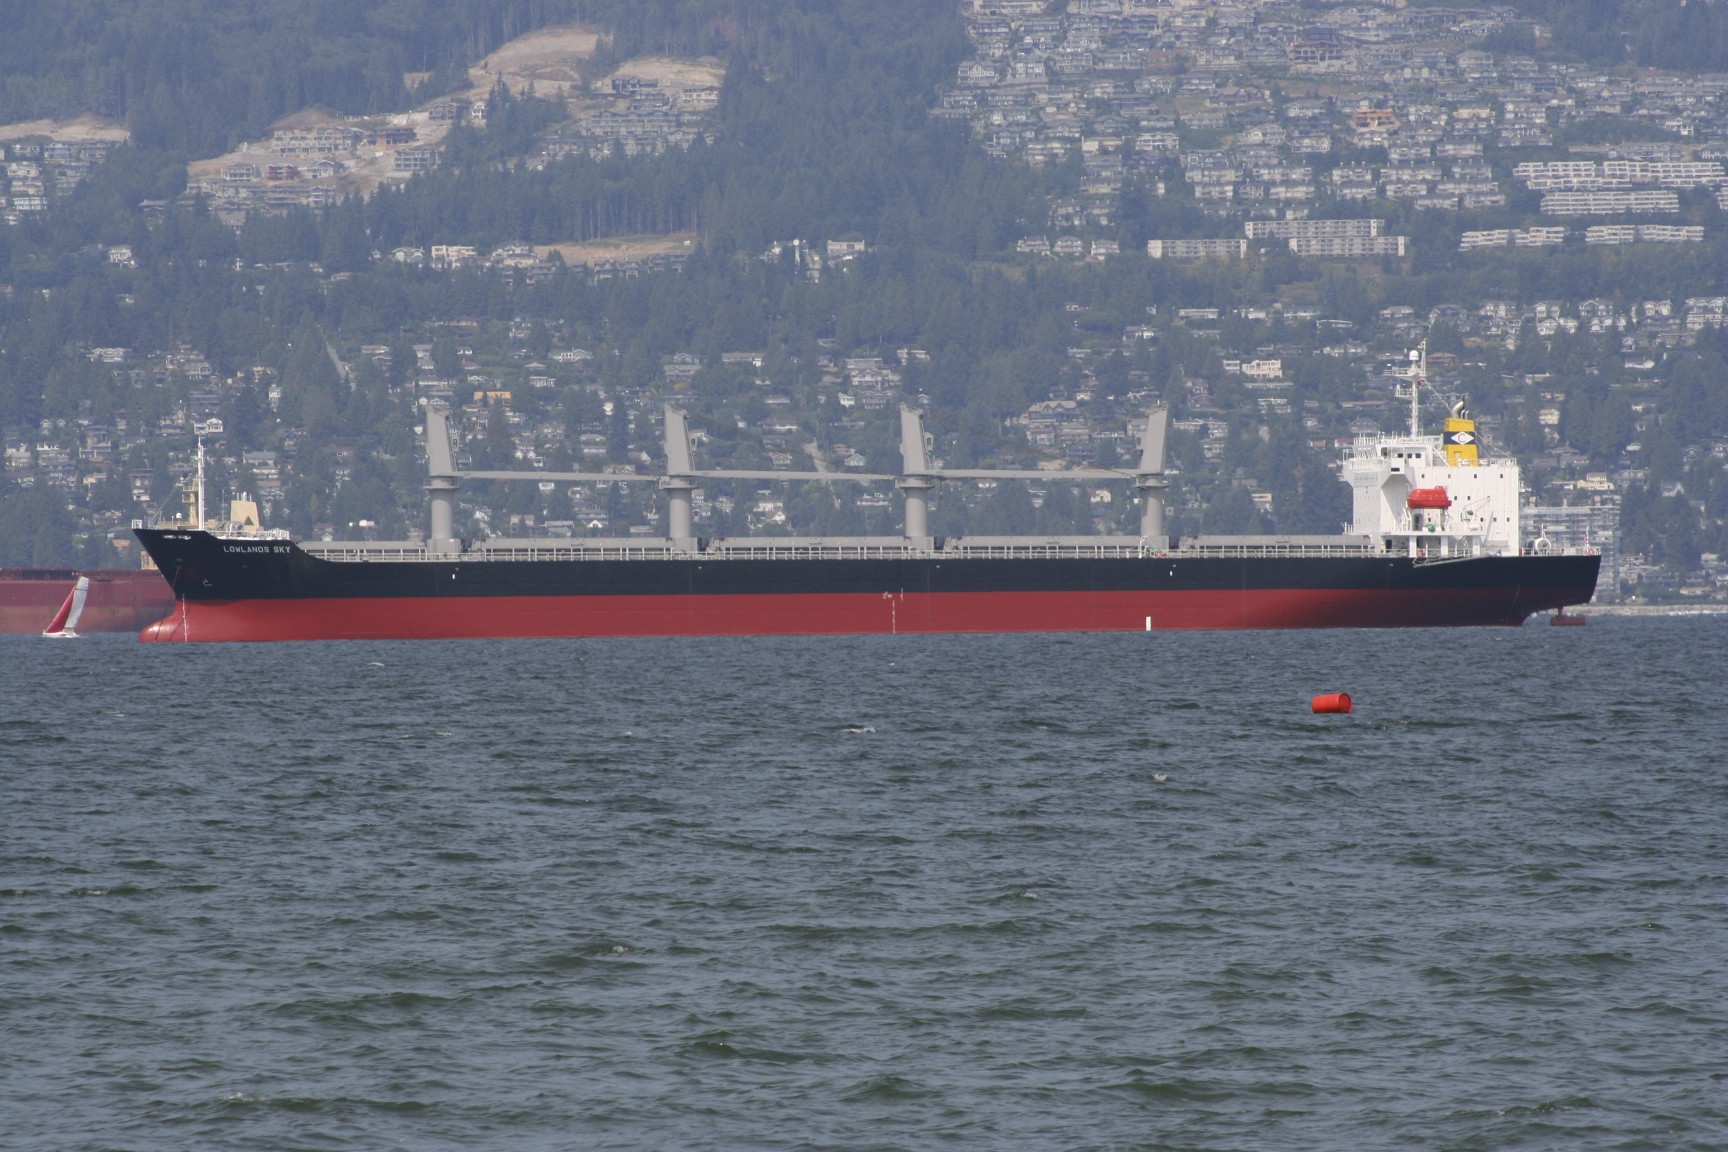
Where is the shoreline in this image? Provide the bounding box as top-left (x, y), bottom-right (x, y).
top-left (1571, 603), bottom-right (1728, 617)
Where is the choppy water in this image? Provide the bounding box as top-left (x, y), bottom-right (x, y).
top-left (3, 620), bottom-right (1727, 1150)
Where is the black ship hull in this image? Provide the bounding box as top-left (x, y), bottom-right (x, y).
top-left (132, 530), bottom-right (1601, 641)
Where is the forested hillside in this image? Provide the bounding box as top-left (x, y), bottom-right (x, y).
top-left (1513, 0), bottom-right (1728, 70)
top-left (0, 0), bottom-right (578, 153)
top-left (1, 1), bottom-right (1726, 597)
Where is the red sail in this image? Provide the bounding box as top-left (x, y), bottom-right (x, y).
top-left (42, 586), bottom-right (76, 635)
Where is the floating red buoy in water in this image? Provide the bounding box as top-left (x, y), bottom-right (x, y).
top-left (1311, 692), bottom-right (1352, 714)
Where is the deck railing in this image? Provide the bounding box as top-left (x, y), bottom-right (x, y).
top-left (298, 538), bottom-right (1424, 563)
top-left (281, 534), bottom-right (1597, 567)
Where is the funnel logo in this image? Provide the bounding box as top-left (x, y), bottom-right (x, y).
top-left (1445, 430), bottom-right (1476, 446)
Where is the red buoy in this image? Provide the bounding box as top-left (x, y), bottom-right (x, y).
top-left (1311, 692), bottom-right (1352, 714)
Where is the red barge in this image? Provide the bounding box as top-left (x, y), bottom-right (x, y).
top-left (1, 567), bottom-right (173, 635)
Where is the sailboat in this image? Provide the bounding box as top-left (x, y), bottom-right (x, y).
top-left (42, 575), bottom-right (90, 638)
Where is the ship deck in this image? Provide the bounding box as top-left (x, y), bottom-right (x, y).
top-left (294, 534), bottom-right (1417, 564)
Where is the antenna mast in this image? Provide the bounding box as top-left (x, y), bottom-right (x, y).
top-left (1407, 343), bottom-right (1426, 437)
top-left (195, 436), bottom-right (207, 528)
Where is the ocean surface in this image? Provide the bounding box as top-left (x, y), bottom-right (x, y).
top-left (3, 619), bottom-right (1726, 1151)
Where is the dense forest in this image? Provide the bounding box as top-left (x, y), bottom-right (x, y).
top-left (1512, 0), bottom-right (1728, 70)
top-left (0, 0), bottom-right (579, 154)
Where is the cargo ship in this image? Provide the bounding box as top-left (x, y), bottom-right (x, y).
top-left (132, 359), bottom-right (1598, 641)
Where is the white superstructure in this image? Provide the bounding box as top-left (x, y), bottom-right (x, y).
top-left (1342, 351), bottom-right (1521, 558)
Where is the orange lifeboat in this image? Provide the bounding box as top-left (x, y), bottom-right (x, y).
top-left (1407, 487), bottom-right (1452, 510)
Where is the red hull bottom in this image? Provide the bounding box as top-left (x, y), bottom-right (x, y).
top-left (139, 588), bottom-right (1577, 641)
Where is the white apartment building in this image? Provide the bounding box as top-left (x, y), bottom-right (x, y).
top-left (1540, 190), bottom-right (1679, 215)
